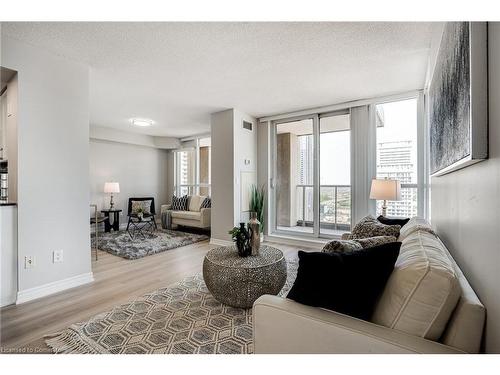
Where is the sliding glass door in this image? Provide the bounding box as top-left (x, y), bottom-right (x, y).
top-left (319, 112), bottom-right (351, 236)
top-left (272, 111), bottom-right (351, 238)
top-left (275, 117), bottom-right (315, 235)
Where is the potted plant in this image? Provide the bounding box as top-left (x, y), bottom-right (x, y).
top-left (249, 184), bottom-right (265, 241)
top-left (229, 223), bottom-right (251, 257)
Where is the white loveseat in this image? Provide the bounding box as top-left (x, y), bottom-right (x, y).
top-left (161, 195), bottom-right (211, 229)
top-left (253, 218), bottom-right (486, 354)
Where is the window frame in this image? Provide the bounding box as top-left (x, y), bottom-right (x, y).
top-left (374, 93), bottom-right (425, 218)
top-left (173, 137), bottom-right (212, 197)
top-left (267, 90), bottom-right (427, 241)
top-left (270, 109), bottom-right (352, 240)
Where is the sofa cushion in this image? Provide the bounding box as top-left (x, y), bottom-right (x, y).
top-left (348, 215), bottom-right (401, 239)
top-left (398, 217), bottom-right (435, 241)
top-left (287, 242), bottom-right (401, 321)
top-left (323, 236), bottom-right (397, 254)
top-left (131, 200), bottom-right (152, 215)
top-left (201, 197), bottom-right (211, 209)
top-left (322, 240), bottom-right (363, 254)
top-left (171, 210), bottom-right (202, 220)
top-left (439, 239), bottom-right (485, 353)
top-left (189, 195), bottom-right (206, 212)
top-left (372, 230), bottom-right (461, 341)
top-left (355, 236), bottom-right (398, 249)
top-left (171, 195), bottom-right (188, 211)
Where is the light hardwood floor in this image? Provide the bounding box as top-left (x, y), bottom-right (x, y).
top-left (0, 240), bottom-right (311, 353)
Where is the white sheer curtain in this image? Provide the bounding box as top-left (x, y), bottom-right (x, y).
top-left (350, 105), bottom-right (377, 226)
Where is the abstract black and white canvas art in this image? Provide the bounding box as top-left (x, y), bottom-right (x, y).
top-left (429, 22), bottom-right (488, 176)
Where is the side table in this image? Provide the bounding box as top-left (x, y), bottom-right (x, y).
top-left (101, 209), bottom-right (122, 232)
top-left (203, 245), bottom-right (287, 308)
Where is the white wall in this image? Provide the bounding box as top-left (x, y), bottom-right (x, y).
top-left (89, 139), bottom-right (169, 219)
top-left (1, 36), bottom-right (92, 296)
top-left (431, 23), bottom-right (500, 353)
top-left (1, 206), bottom-right (17, 306)
top-left (3, 74), bottom-right (18, 202)
top-left (210, 109), bottom-right (257, 243)
top-left (233, 109), bottom-right (258, 223)
top-left (210, 110), bottom-right (234, 242)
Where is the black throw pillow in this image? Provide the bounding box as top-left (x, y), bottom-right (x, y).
top-left (377, 215), bottom-right (410, 228)
top-left (287, 242), bottom-right (401, 321)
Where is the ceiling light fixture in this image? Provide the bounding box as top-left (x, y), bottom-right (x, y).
top-left (131, 118), bottom-right (154, 127)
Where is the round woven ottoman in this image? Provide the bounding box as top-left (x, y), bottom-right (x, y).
top-left (202, 245), bottom-right (287, 308)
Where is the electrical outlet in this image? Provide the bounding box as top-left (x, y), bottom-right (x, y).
top-left (53, 250), bottom-right (63, 263)
top-left (24, 256), bottom-right (35, 269)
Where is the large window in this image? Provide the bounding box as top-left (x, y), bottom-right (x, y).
top-left (319, 113), bottom-right (351, 234)
top-left (174, 137), bottom-right (211, 196)
top-left (274, 111), bottom-right (351, 238)
top-left (375, 99), bottom-right (418, 217)
top-left (270, 93), bottom-right (424, 239)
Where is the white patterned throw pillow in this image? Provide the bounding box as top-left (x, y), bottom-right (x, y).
top-left (348, 215), bottom-right (401, 239)
top-left (131, 200), bottom-right (152, 215)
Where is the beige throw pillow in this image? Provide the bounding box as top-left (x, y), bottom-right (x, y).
top-left (188, 195), bottom-right (207, 212)
top-left (322, 240), bottom-right (363, 254)
top-left (348, 215), bottom-right (401, 239)
top-left (323, 235), bottom-right (397, 254)
top-left (131, 200), bottom-right (151, 215)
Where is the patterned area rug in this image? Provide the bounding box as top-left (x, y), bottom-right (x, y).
top-left (45, 259), bottom-right (298, 354)
top-left (93, 229), bottom-right (209, 259)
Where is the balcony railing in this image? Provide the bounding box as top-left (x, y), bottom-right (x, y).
top-left (296, 184), bottom-right (351, 231)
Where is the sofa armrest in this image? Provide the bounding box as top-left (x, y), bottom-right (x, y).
top-left (253, 295), bottom-right (464, 354)
top-left (161, 204), bottom-right (172, 214)
top-left (200, 208), bottom-right (211, 227)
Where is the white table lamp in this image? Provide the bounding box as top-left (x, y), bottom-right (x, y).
top-left (370, 178), bottom-right (401, 217)
top-left (104, 182), bottom-right (120, 210)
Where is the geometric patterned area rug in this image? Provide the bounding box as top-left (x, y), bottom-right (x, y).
top-left (93, 229), bottom-right (209, 260)
top-left (44, 259), bottom-right (298, 354)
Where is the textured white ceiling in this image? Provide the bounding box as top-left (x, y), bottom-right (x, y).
top-left (2, 22), bottom-right (433, 137)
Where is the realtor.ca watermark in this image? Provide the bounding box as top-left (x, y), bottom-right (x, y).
top-left (0, 346), bottom-right (46, 354)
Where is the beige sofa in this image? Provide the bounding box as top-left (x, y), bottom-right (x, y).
top-left (161, 195), bottom-right (211, 229)
top-left (253, 218), bottom-right (486, 354)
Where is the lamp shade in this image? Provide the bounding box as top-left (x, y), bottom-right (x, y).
top-left (369, 179), bottom-right (401, 201)
top-left (104, 182), bottom-right (120, 194)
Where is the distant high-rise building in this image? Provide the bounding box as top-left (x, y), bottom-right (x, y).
top-left (376, 140), bottom-right (417, 217)
top-left (298, 135), bottom-right (314, 221)
top-left (298, 135), bottom-right (313, 185)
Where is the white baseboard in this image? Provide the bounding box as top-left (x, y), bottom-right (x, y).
top-left (1, 292), bottom-right (17, 308)
top-left (209, 238), bottom-right (234, 247)
top-left (16, 272), bottom-right (94, 304)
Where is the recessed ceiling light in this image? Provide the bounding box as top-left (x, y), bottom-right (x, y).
top-left (131, 118), bottom-right (154, 127)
